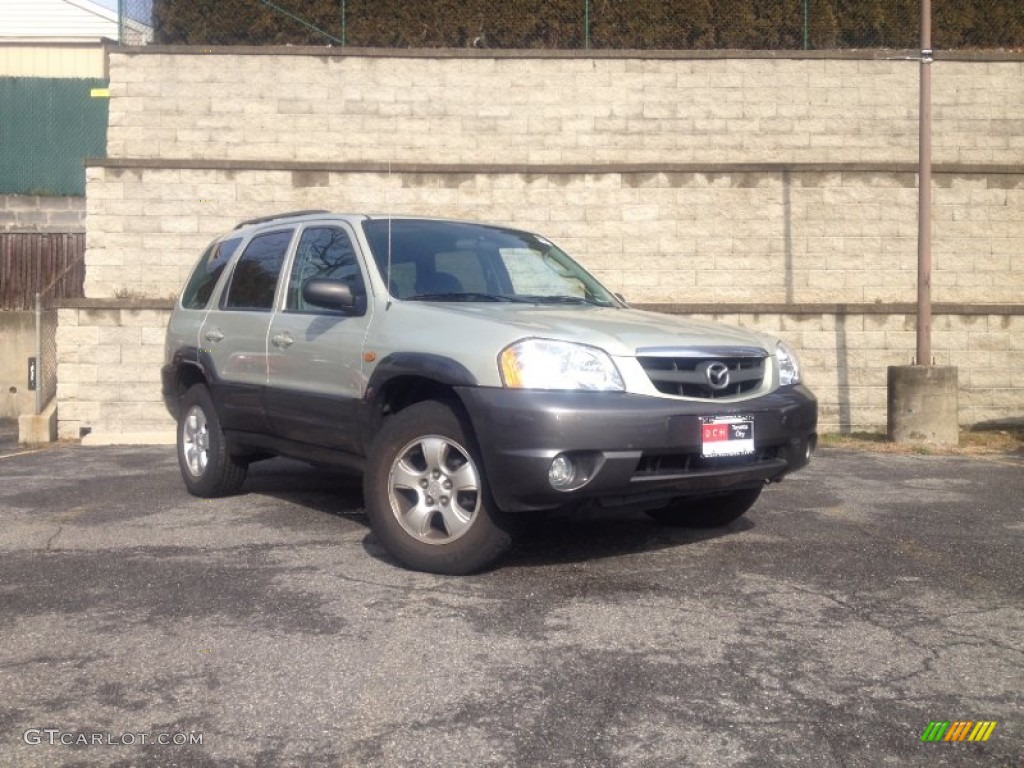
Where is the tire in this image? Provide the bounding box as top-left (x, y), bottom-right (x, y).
top-left (177, 383), bottom-right (248, 497)
top-left (363, 400), bottom-right (516, 575)
top-left (645, 486), bottom-right (762, 528)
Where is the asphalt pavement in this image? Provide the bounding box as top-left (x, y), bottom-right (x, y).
top-left (0, 418), bottom-right (18, 454)
top-left (0, 441), bottom-right (1021, 767)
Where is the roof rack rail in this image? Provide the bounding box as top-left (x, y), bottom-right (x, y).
top-left (233, 210), bottom-right (330, 230)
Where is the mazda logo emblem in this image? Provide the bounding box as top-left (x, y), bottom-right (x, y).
top-left (704, 361), bottom-right (730, 390)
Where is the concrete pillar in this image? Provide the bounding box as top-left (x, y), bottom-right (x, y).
top-left (18, 398), bottom-right (57, 444)
top-left (887, 365), bottom-right (959, 446)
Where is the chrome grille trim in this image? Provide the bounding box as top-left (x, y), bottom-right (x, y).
top-left (637, 348), bottom-right (768, 399)
top-left (635, 346), bottom-right (768, 359)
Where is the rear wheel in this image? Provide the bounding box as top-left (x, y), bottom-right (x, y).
top-left (177, 383), bottom-right (248, 497)
top-left (646, 486), bottom-right (762, 528)
top-left (364, 401), bottom-right (516, 575)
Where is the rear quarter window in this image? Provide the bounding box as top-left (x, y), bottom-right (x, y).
top-left (181, 237), bottom-right (242, 309)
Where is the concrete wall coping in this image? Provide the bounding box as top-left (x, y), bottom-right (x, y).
top-left (59, 298), bottom-right (174, 310)
top-left (111, 44), bottom-right (1024, 63)
top-left (86, 157), bottom-right (1024, 177)
top-left (56, 298), bottom-right (1022, 316)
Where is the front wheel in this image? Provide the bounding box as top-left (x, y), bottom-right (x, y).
top-left (363, 401), bottom-right (516, 575)
top-left (646, 486), bottom-right (762, 528)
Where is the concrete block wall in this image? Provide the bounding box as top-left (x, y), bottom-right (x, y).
top-left (106, 52), bottom-right (1024, 167)
top-left (82, 166), bottom-right (1024, 305)
top-left (688, 310), bottom-right (1024, 430)
top-left (59, 48), bottom-right (1024, 441)
top-left (51, 302), bottom-right (1022, 439)
top-left (0, 195), bottom-right (85, 232)
top-left (55, 304), bottom-right (172, 442)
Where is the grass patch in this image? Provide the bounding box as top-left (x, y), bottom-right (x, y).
top-left (819, 427), bottom-right (1023, 456)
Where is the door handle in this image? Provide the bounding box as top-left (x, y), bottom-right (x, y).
top-left (271, 332), bottom-right (294, 349)
top-left (204, 329), bottom-right (224, 343)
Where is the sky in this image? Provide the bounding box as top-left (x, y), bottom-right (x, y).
top-left (86, 0), bottom-right (152, 23)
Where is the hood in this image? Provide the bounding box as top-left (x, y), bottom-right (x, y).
top-left (387, 302), bottom-right (775, 358)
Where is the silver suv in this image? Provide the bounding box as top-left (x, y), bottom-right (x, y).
top-left (163, 212), bottom-right (817, 574)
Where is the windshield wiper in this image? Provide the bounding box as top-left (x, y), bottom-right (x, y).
top-left (515, 294), bottom-right (611, 306)
top-left (405, 292), bottom-right (612, 306)
top-left (405, 292), bottom-right (524, 302)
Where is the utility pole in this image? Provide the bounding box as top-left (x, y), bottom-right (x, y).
top-left (887, 0), bottom-right (958, 446)
top-left (917, 0), bottom-right (932, 366)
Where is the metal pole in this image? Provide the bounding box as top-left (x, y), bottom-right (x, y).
top-left (584, 0), bottom-right (590, 50)
top-left (34, 292), bottom-right (42, 415)
top-left (916, 0), bottom-right (932, 366)
top-left (803, 0), bottom-right (809, 50)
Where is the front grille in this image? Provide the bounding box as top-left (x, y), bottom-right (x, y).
top-left (635, 446), bottom-right (779, 477)
top-left (637, 348), bottom-right (767, 399)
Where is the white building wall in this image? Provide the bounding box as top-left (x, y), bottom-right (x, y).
top-left (0, 42), bottom-right (107, 76)
top-left (0, 0), bottom-right (118, 40)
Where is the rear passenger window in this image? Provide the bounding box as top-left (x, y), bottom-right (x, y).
top-left (223, 230), bottom-right (293, 311)
top-left (181, 237), bottom-right (242, 309)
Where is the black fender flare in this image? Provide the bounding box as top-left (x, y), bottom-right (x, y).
top-left (365, 352), bottom-right (479, 399)
top-left (162, 346), bottom-right (215, 417)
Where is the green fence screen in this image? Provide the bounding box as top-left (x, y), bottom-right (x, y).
top-left (0, 78), bottom-right (109, 197)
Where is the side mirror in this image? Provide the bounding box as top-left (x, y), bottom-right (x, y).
top-left (302, 279), bottom-right (358, 313)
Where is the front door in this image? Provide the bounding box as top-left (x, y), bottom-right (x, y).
top-left (265, 223), bottom-right (372, 453)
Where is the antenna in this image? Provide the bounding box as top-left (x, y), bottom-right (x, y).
top-left (386, 162), bottom-right (393, 310)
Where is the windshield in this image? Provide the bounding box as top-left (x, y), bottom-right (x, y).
top-left (361, 219), bottom-right (620, 307)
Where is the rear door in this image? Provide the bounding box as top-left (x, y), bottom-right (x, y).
top-left (199, 228), bottom-right (295, 433)
top-left (265, 223), bottom-right (372, 452)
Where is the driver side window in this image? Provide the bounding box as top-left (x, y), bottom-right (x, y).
top-left (286, 226), bottom-right (366, 314)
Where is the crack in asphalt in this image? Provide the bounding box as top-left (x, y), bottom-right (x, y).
top-left (44, 525), bottom-right (62, 551)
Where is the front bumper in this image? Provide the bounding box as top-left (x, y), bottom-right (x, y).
top-left (456, 385), bottom-right (817, 512)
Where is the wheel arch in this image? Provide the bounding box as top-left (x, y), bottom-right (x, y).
top-left (175, 361), bottom-right (208, 395)
top-left (163, 347), bottom-right (213, 419)
top-left (365, 352), bottom-right (479, 436)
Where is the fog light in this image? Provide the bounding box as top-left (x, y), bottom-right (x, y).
top-left (548, 454), bottom-right (576, 490)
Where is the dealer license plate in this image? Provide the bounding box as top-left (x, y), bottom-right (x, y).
top-left (700, 416), bottom-right (755, 458)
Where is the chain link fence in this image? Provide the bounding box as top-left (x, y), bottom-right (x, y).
top-left (34, 295), bottom-right (59, 415)
top-left (120, 0), bottom-right (1023, 50)
top-left (35, 244), bottom-right (85, 414)
top-left (117, 0), bottom-right (156, 45)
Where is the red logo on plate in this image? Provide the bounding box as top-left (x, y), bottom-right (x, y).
top-left (702, 424), bottom-right (730, 442)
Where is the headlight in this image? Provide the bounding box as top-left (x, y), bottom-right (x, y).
top-left (776, 341), bottom-right (802, 386)
top-left (499, 339), bottom-right (625, 391)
